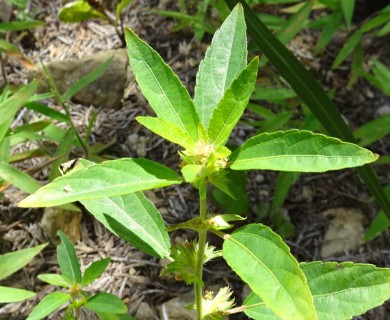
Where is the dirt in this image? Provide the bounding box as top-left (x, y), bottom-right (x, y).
top-left (0, 0), bottom-right (389, 319)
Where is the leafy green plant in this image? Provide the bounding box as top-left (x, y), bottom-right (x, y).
top-left (27, 231), bottom-right (131, 320)
top-left (226, 0), bottom-right (390, 240)
top-left (0, 58), bottom-right (115, 202)
top-left (0, 243), bottom-right (47, 303)
top-left (19, 4), bottom-right (390, 319)
top-left (153, 0), bottom-right (230, 41)
top-left (0, 1), bottom-right (44, 82)
top-left (57, 0), bottom-right (132, 46)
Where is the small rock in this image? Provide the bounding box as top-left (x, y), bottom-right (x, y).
top-left (255, 174), bottom-right (265, 184)
top-left (31, 49), bottom-right (134, 108)
top-left (377, 104), bottom-right (390, 116)
top-left (158, 290), bottom-right (196, 320)
top-left (41, 207), bottom-right (82, 244)
top-left (0, 0), bottom-right (11, 22)
top-left (241, 284), bottom-right (251, 300)
top-left (135, 302), bottom-right (155, 320)
top-left (320, 208), bottom-right (367, 257)
top-left (302, 185), bottom-right (314, 204)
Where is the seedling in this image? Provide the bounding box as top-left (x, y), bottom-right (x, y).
top-left (20, 5), bottom-right (390, 320)
top-left (27, 231), bottom-right (131, 320)
top-left (0, 243), bottom-right (47, 304)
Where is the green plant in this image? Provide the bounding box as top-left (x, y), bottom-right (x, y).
top-left (227, 0), bottom-right (390, 241)
top-left (153, 0), bottom-right (230, 41)
top-left (19, 4), bottom-right (390, 319)
top-left (27, 231), bottom-right (131, 320)
top-left (57, 0), bottom-right (132, 46)
top-left (0, 243), bottom-right (47, 303)
top-left (0, 58), bottom-right (115, 202)
top-left (0, 1), bottom-right (45, 83)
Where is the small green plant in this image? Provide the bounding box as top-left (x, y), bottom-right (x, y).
top-left (0, 59), bottom-right (115, 202)
top-left (20, 5), bottom-right (390, 319)
top-left (154, 0), bottom-right (230, 40)
top-left (57, 0), bottom-right (132, 46)
top-left (27, 231), bottom-right (131, 320)
top-left (0, 243), bottom-right (47, 303)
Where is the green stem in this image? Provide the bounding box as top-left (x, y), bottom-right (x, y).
top-left (194, 185), bottom-right (208, 319)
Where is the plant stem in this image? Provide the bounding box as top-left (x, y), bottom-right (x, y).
top-left (194, 185), bottom-right (208, 319)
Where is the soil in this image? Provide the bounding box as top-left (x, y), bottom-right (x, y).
top-left (0, 0), bottom-right (389, 319)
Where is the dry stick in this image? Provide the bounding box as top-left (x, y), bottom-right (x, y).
top-left (0, 53), bottom-right (8, 85)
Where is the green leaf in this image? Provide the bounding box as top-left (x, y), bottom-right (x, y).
top-left (364, 211), bottom-right (389, 241)
top-left (76, 158), bottom-right (171, 258)
top-left (0, 118), bottom-right (12, 145)
top-left (376, 20), bottom-right (390, 37)
top-left (19, 158), bottom-right (182, 207)
top-left (244, 262), bottom-right (390, 320)
top-left (84, 292), bottom-right (127, 314)
top-left (163, 241), bottom-right (220, 285)
top-left (251, 87), bottom-right (297, 101)
top-left (243, 291), bottom-right (280, 320)
top-left (223, 224), bottom-right (316, 320)
top-left (49, 128), bottom-right (76, 181)
top-left (332, 31), bottom-right (361, 68)
top-left (0, 80), bottom-right (37, 127)
top-left (81, 258), bottom-right (111, 287)
top-left (208, 57), bottom-right (259, 146)
top-left (360, 11), bottom-right (390, 33)
top-left (136, 116), bottom-right (195, 149)
top-left (230, 130), bottom-right (378, 172)
top-left (315, 11), bottom-right (343, 53)
top-left (58, 0), bottom-right (106, 22)
top-left (90, 193), bottom-right (170, 258)
top-left (225, 0), bottom-right (390, 221)
top-left (38, 274), bottom-right (71, 287)
top-left (0, 243), bottom-right (47, 281)
top-left (257, 111), bottom-right (293, 134)
top-left (354, 113), bottom-right (390, 146)
top-left (0, 286), bottom-right (36, 303)
top-left (0, 39), bottom-right (34, 68)
top-left (97, 313), bottom-right (135, 320)
top-left (302, 261), bottom-right (390, 320)
top-left (26, 292), bottom-right (70, 320)
top-left (57, 230), bottom-right (82, 284)
top-left (0, 137), bottom-right (10, 162)
top-left (0, 20), bottom-right (45, 32)
top-left (116, 0), bottom-right (132, 18)
top-left (341, 0), bottom-right (355, 27)
top-left (125, 28), bottom-right (199, 139)
top-left (363, 59), bottom-right (390, 96)
top-left (364, 185), bottom-right (390, 241)
top-left (0, 161), bottom-right (42, 194)
top-left (193, 4), bottom-right (247, 128)
top-left (61, 58), bottom-right (113, 102)
top-left (210, 170), bottom-right (250, 214)
top-left (181, 164), bottom-right (202, 184)
top-left (260, 1), bottom-right (313, 66)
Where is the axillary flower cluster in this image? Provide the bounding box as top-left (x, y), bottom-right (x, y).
top-left (179, 138), bottom-right (231, 187)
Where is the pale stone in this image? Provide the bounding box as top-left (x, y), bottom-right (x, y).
top-left (41, 207), bottom-right (82, 244)
top-left (320, 208), bottom-right (367, 257)
top-left (32, 49), bottom-right (134, 108)
top-left (135, 302), bottom-right (155, 320)
top-left (158, 290), bottom-right (196, 320)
